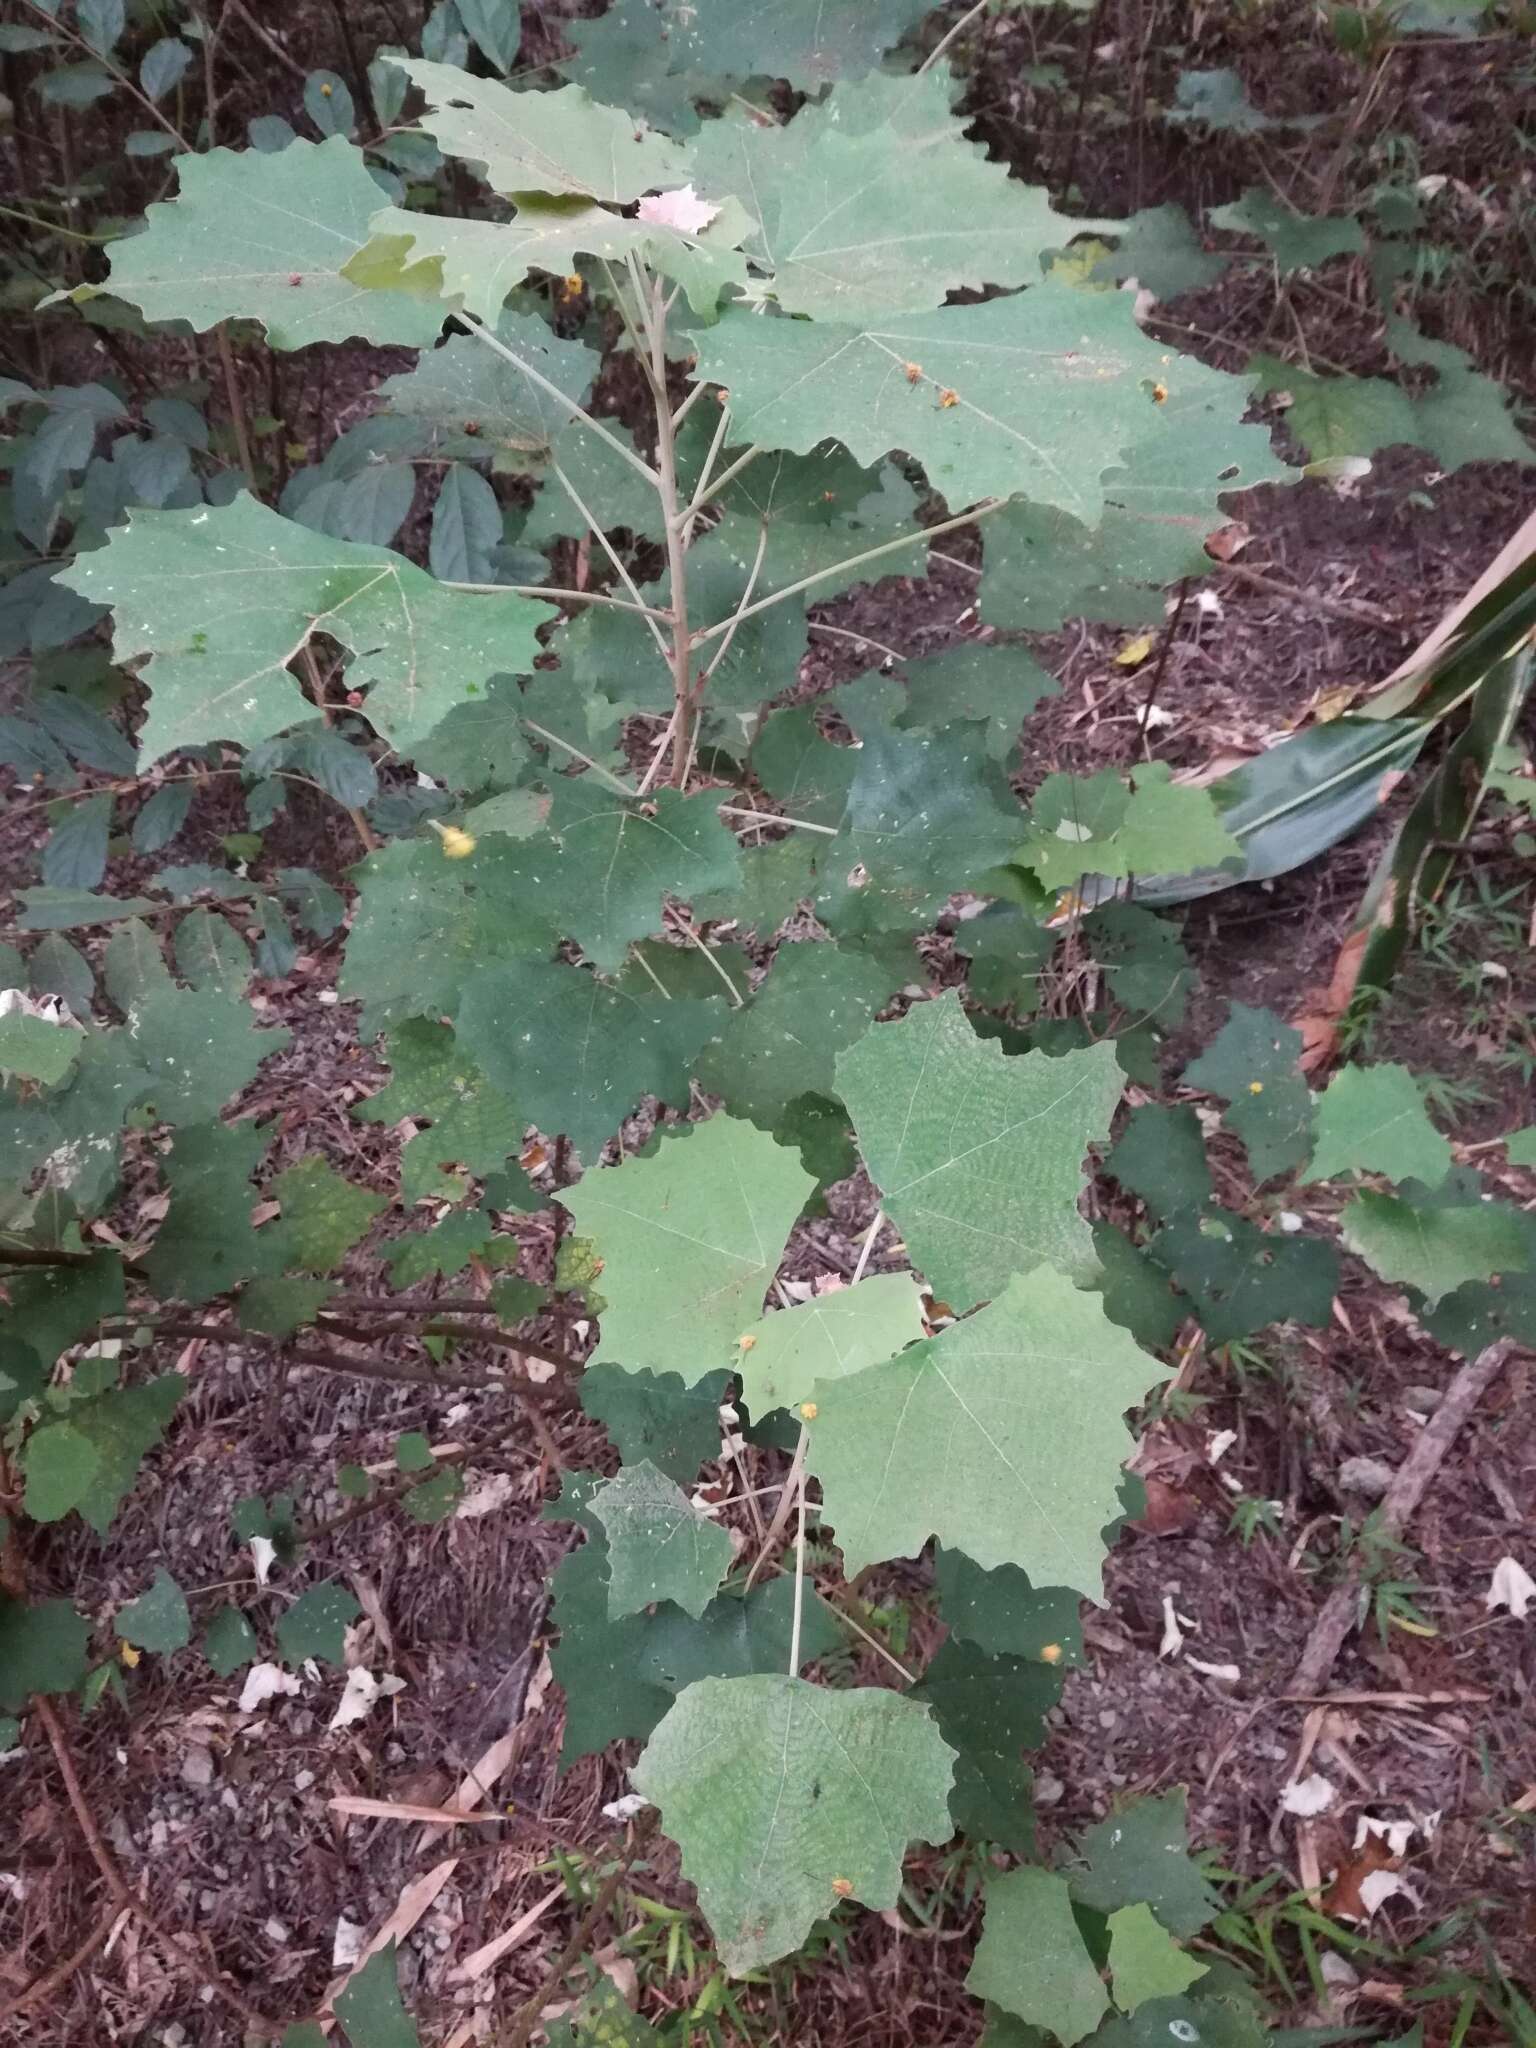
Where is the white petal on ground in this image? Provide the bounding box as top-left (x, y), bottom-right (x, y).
top-left (1485, 1555), bottom-right (1535, 1619)
top-left (1281, 1773), bottom-right (1336, 1817)
top-left (238, 1663), bottom-right (300, 1712)
top-left (329, 1668), bottom-right (406, 1730)
top-left (249, 1535), bottom-right (277, 1586)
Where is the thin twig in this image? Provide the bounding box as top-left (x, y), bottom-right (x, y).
top-left (717, 804), bottom-right (838, 836)
top-left (33, 1697), bottom-right (283, 2038)
top-left (689, 498), bottom-right (1010, 647)
top-left (503, 1827), bottom-right (650, 2048)
top-left (1221, 561), bottom-right (1397, 631)
top-left (0, 1913), bottom-right (117, 2023)
top-left (919, 0), bottom-right (992, 74)
top-left (550, 460), bottom-right (670, 659)
top-left (789, 1425), bottom-right (809, 1673)
top-left (663, 905), bottom-right (744, 1004)
top-left (745, 1428), bottom-right (812, 1590)
top-left (693, 519), bottom-right (769, 696)
top-left (849, 1211), bottom-right (886, 1286)
top-left (1289, 1339), bottom-right (1517, 1694)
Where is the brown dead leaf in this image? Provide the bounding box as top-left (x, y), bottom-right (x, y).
top-left (1204, 521), bottom-right (1251, 563)
top-left (1321, 1830), bottom-right (1398, 1922)
top-left (1130, 1475), bottom-right (1202, 1537)
top-left (1294, 925), bottom-right (1370, 1074)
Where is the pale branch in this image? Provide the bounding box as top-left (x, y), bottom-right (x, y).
top-left (679, 398), bottom-right (736, 546)
top-left (457, 309), bottom-right (660, 488)
top-left (675, 440), bottom-right (765, 529)
top-left (718, 803), bottom-right (839, 836)
top-left (644, 269), bottom-right (699, 788)
top-left (550, 458), bottom-right (671, 659)
top-left (689, 497), bottom-right (1011, 646)
top-left (1289, 1338), bottom-right (1518, 1695)
top-left (440, 578), bottom-right (670, 621)
top-left (521, 720), bottom-right (638, 796)
top-left (693, 518), bottom-right (769, 699)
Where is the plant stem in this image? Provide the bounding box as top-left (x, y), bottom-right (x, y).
top-left (520, 722), bottom-right (637, 796)
top-left (676, 440), bottom-right (765, 529)
top-left (919, 0), bottom-right (993, 74)
top-left (693, 519), bottom-right (768, 696)
top-left (644, 274), bottom-right (698, 788)
top-left (850, 1210), bottom-right (885, 1286)
top-left (678, 396), bottom-right (735, 544)
top-left (442, 578), bottom-right (670, 620)
top-left (789, 1424), bottom-right (810, 1673)
top-left (503, 1832), bottom-right (650, 2048)
top-left (458, 310), bottom-right (660, 488)
top-left (689, 497), bottom-right (1010, 646)
top-left (664, 904), bottom-right (744, 1005)
top-left (717, 804), bottom-right (839, 836)
top-left (550, 460), bottom-right (670, 658)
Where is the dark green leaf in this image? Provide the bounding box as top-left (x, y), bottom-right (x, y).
top-left (1066, 1790), bottom-right (1219, 1938)
top-left (117, 1567), bottom-right (190, 1653)
top-left (0, 1597), bottom-right (91, 1710)
top-left (204, 1605), bottom-right (258, 1679)
top-left (41, 796), bottom-right (113, 891)
top-left (276, 1584), bottom-right (361, 1668)
top-left (334, 1943), bottom-right (421, 2048)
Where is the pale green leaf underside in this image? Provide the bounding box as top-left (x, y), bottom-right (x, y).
top-left (1303, 1062), bottom-right (1451, 1187)
top-left (394, 60), bottom-right (692, 201)
top-left (356, 201), bottom-right (750, 324)
top-left (631, 1674), bottom-right (955, 1973)
top-left (967, 1867), bottom-right (1110, 2047)
top-left (59, 495), bottom-right (554, 762)
top-left (689, 285), bottom-right (1231, 522)
top-left (560, 1117), bottom-right (815, 1383)
top-left (808, 1267), bottom-right (1166, 1599)
top-left (734, 1273), bottom-right (927, 1416)
top-left (835, 992), bottom-right (1123, 1309)
top-left (1341, 1190), bottom-right (1530, 1306)
top-left (100, 137), bottom-right (445, 349)
top-left (691, 66), bottom-right (1113, 319)
top-left (1107, 1903), bottom-right (1209, 2014)
top-left (591, 1459), bottom-right (735, 1619)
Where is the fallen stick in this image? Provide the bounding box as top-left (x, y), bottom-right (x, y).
top-left (1289, 1338), bottom-right (1517, 1695)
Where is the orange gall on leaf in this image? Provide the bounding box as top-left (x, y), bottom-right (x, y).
top-left (831, 1876), bottom-right (854, 1898)
top-left (903, 361), bottom-right (923, 384)
top-left (938, 388), bottom-right (959, 408)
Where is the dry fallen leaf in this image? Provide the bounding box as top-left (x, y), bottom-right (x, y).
top-left (238, 1663), bottom-right (300, 1713)
top-left (1321, 1830), bottom-right (1398, 1921)
top-left (1114, 632), bottom-right (1155, 667)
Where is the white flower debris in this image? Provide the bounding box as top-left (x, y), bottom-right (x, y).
top-left (1354, 1814), bottom-right (1419, 1857)
top-left (0, 987), bottom-right (79, 1028)
top-left (1158, 1596), bottom-right (1193, 1659)
top-left (601, 1793), bottom-right (651, 1822)
top-left (331, 1916), bottom-right (367, 1968)
top-left (1186, 1657), bottom-right (1241, 1683)
top-left (329, 1668), bottom-right (406, 1731)
top-left (1281, 1774), bottom-right (1336, 1818)
top-left (636, 185), bottom-right (720, 234)
top-left (1485, 1557), bottom-right (1535, 1619)
top-left (1358, 1869), bottom-right (1422, 1915)
top-left (454, 1471), bottom-right (518, 1519)
top-left (238, 1663), bottom-right (301, 1713)
top-left (1206, 1429), bottom-right (1237, 1465)
top-left (249, 1536), bottom-right (278, 1586)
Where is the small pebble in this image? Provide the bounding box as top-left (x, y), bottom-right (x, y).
top-left (1338, 1454), bottom-right (1395, 1498)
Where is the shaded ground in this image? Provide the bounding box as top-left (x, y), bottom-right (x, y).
top-left (3, 2), bottom-right (1536, 2044)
